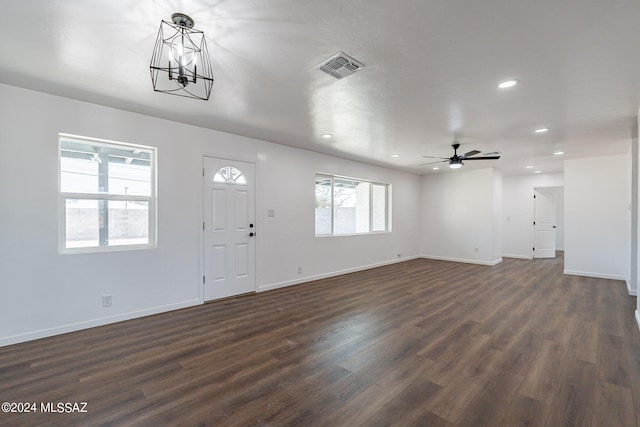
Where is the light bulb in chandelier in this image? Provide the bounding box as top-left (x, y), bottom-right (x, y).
top-left (170, 39), bottom-right (197, 68)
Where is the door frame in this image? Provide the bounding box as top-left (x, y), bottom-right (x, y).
top-left (200, 152), bottom-right (257, 303)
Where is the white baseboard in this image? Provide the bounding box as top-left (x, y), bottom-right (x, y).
top-left (421, 255), bottom-right (503, 266)
top-left (502, 254), bottom-right (533, 260)
top-left (563, 270), bottom-right (628, 282)
top-left (636, 310), bottom-right (640, 334)
top-left (626, 280), bottom-right (638, 296)
top-left (0, 298), bottom-right (202, 348)
top-left (258, 256), bottom-right (420, 293)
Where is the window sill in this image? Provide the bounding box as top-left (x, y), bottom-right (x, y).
top-left (315, 230), bottom-right (391, 238)
top-left (59, 243), bottom-right (157, 255)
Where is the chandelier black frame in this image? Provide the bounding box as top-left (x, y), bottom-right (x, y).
top-left (150, 13), bottom-right (214, 100)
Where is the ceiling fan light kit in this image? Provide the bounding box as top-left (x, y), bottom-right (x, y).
top-left (150, 13), bottom-right (214, 100)
top-left (422, 141), bottom-right (501, 170)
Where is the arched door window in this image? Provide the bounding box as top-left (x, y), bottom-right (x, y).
top-left (213, 166), bottom-right (247, 185)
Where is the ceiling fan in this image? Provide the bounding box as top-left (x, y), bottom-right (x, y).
top-left (421, 141), bottom-right (501, 169)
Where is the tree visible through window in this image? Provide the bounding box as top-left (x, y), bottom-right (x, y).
top-left (315, 174), bottom-right (389, 235)
top-left (59, 134), bottom-right (156, 252)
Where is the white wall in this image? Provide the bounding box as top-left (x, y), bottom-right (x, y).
top-left (419, 168), bottom-right (502, 265)
top-left (634, 118), bottom-right (640, 325)
top-left (564, 154), bottom-right (630, 281)
top-left (501, 173), bottom-right (564, 259)
top-left (256, 142), bottom-right (421, 291)
top-left (631, 122), bottom-right (638, 297)
top-left (0, 83), bottom-right (421, 346)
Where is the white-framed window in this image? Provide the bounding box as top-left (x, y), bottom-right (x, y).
top-left (58, 133), bottom-right (157, 253)
top-left (315, 174), bottom-right (390, 236)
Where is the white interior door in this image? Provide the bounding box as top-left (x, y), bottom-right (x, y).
top-left (534, 188), bottom-right (556, 258)
top-left (203, 157), bottom-right (255, 301)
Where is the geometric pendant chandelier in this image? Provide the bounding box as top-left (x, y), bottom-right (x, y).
top-left (150, 13), bottom-right (214, 100)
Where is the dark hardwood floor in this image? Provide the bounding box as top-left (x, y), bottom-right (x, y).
top-left (1, 254), bottom-right (639, 426)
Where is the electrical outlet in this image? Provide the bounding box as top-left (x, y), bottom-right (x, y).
top-left (474, 247), bottom-right (479, 253)
top-left (102, 295), bottom-right (112, 307)
top-left (297, 266), bottom-right (302, 274)
top-left (397, 251), bottom-right (402, 258)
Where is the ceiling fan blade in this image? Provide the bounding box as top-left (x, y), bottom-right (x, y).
top-left (420, 159), bottom-right (448, 166)
top-left (421, 155), bottom-right (450, 159)
top-left (481, 151), bottom-right (501, 156)
top-left (463, 156), bottom-right (501, 160)
top-left (462, 150), bottom-right (481, 158)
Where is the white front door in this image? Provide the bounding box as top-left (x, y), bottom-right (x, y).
top-left (534, 188), bottom-right (556, 258)
top-left (203, 157), bottom-right (256, 301)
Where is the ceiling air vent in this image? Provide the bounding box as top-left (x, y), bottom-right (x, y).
top-left (315, 52), bottom-right (365, 79)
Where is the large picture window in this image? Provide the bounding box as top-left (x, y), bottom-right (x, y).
top-left (59, 134), bottom-right (156, 253)
top-left (315, 174), bottom-right (389, 235)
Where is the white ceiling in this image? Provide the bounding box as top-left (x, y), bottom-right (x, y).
top-left (2, 0), bottom-right (639, 175)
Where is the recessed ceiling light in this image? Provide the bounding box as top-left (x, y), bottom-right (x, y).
top-left (433, 167), bottom-right (440, 170)
top-left (534, 128), bottom-right (549, 134)
top-left (321, 134), bottom-right (333, 139)
top-left (525, 165), bottom-right (533, 169)
top-left (391, 153), bottom-right (400, 158)
top-left (498, 79), bottom-right (519, 89)
top-left (554, 151), bottom-right (564, 155)
top-left (534, 170), bottom-right (542, 174)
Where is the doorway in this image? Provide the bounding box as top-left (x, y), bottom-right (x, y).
top-left (203, 156), bottom-right (256, 301)
top-left (533, 186), bottom-right (564, 258)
